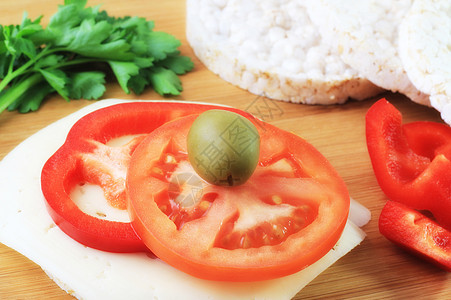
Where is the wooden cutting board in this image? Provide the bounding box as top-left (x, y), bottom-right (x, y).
top-left (0, 0), bottom-right (449, 299)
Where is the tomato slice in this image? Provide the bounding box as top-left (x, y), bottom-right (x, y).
top-left (127, 113), bottom-right (350, 281)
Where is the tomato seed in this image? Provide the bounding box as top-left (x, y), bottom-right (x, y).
top-left (272, 195), bottom-right (283, 205)
top-left (96, 212), bottom-right (107, 218)
top-left (198, 200), bottom-right (210, 211)
top-left (165, 154), bottom-right (177, 164)
top-left (152, 167), bottom-right (164, 176)
top-left (271, 224), bottom-right (284, 239)
top-left (240, 235), bottom-right (251, 249)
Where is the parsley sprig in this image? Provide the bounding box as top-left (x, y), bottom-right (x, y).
top-left (0, 0), bottom-right (194, 113)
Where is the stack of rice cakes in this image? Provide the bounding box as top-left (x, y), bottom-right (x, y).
top-left (186, 0), bottom-right (451, 125)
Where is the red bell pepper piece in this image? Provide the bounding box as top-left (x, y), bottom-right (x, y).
top-left (366, 99), bottom-right (451, 230)
top-left (379, 201), bottom-right (451, 272)
top-left (41, 101), bottom-right (251, 252)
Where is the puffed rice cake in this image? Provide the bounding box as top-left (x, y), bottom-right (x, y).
top-left (399, 0), bottom-right (451, 125)
top-left (186, 0), bottom-right (383, 105)
top-left (306, 0), bottom-right (429, 106)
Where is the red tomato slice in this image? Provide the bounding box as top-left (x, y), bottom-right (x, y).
top-left (127, 113), bottom-right (350, 281)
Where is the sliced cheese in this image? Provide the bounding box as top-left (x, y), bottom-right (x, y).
top-left (0, 99), bottom-right (370, 299)
top-left (71, 183), bottom-right (131, 222)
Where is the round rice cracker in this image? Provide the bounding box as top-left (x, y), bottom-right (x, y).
top-left (306, 0), bottom-right (429, 106)
top-left (186, 0), bottom-right (383, 105)
top-left (399, 0), bottom-right (451, 125)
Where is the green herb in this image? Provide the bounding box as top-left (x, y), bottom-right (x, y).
top-left (0, 0), bottom-right (194, 114)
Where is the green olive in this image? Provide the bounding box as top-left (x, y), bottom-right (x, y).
top-left (187, 110), bottom-right (260, 186)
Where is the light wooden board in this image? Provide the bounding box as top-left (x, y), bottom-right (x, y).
top-left (0, 0), bottom-right (449, 299)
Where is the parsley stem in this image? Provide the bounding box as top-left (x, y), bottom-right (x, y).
top-left (0, 72), bottom-right (43, 114)
top-left (8, 55), bottom-right (16, 75)
top-left (0, 47), bottom-right (53, 93)
top-left (47, 57), bottom-right (104, 70)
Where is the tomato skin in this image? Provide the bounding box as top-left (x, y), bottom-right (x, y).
top-left (365, 99), bottom-right (451, 230)
top-left (41, 101), bottom-right (248, 253)
top-left (127, 112), bottom-right (350, 281)
top-left (379, 201), bottom-right (451, 272)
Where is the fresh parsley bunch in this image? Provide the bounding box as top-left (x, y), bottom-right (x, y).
top-left (0, 0), bottom-right (194, 113)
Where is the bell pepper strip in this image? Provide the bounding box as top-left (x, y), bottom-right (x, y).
top-left (379, 201), bottom-right (451, 272)
top-left (41, 101), bottom-right (251, 253)
top-left (365, 99), bottom-right (451, 230)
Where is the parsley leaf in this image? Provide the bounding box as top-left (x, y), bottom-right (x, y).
top-left (67, 19), bottom-right (134, 60)
top-left (68, 71), bottom-right (106, 100)
top-left (158, 54), bottom-right (194, 75)
top-left (65, 0), bottom-right (88, 8)
top-left (148, 67), bottom-right (182, 96)
top-left (128, 71), bottom-right (150, 94)
top-left (39, 69), bottom-right (70, 100)
top-left (44, 3), bottom-right (87, 46)
top-left (108, 60), bottom-right (140, 94)
top-left (145, 31), bottom-right (181, 61)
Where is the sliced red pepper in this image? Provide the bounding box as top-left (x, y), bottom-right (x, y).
top-left (41, 101), bottom-right (250, 252)
top-left (379, 201), bottom-right (451, 272)
top-left (366, 99), bottom-right (451, 230)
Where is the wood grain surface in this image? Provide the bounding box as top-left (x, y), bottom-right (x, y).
top-left (0, 1), bottom-right (449, 299)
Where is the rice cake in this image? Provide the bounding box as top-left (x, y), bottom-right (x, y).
top-left (186, 0), bottom-right (382, 105)
top-left (399, 0), bottom-right (451, 125)
top-left (306, 0), bottom-right (429, 106)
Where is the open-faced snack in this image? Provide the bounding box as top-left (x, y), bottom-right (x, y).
top-left (0, 100), bottom-right (370, 299)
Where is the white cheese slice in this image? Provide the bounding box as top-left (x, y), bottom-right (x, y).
top-left (71, 183), bottom-right (131, 222)
top-left (0, 99), bottom-right (370, 299)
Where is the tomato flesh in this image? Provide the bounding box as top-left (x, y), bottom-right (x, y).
top-left (127, 113), bottom-right (350, 281)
